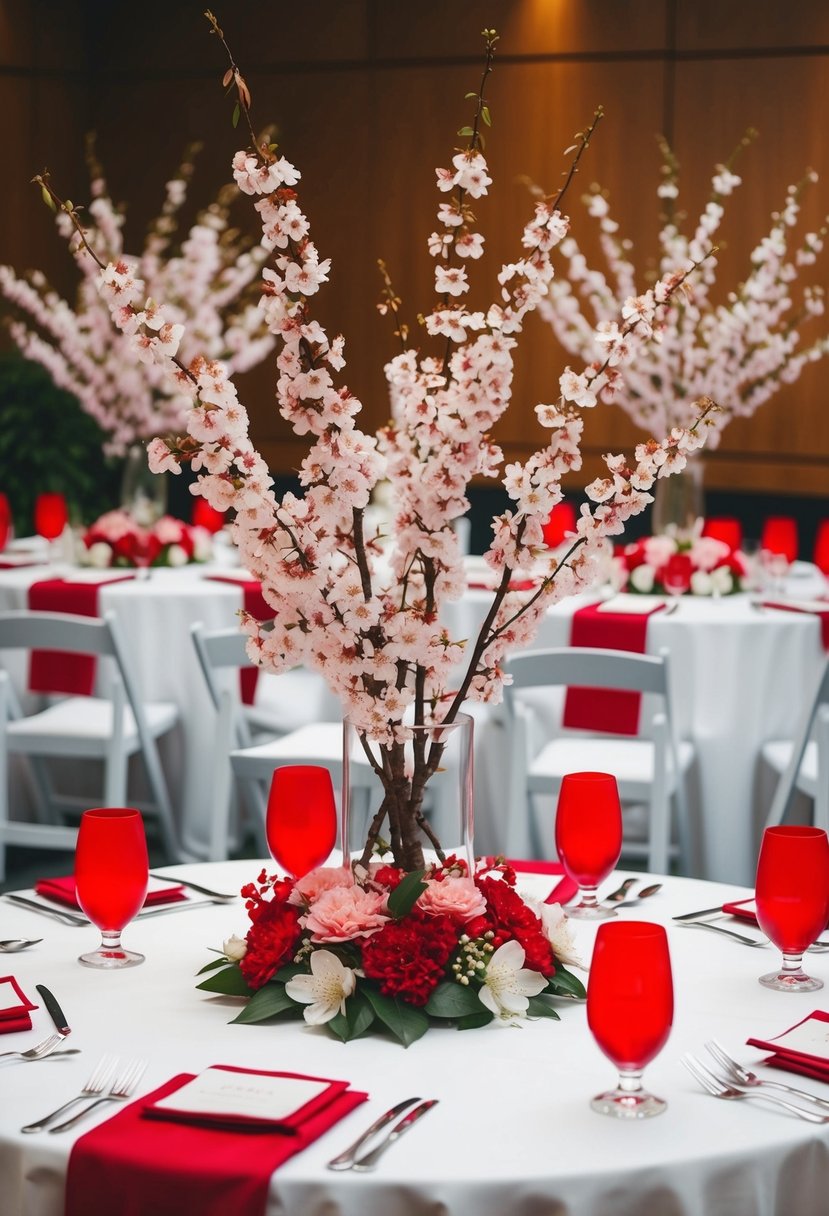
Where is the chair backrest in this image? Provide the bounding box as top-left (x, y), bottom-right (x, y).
top-left (191, 621), bottom-right (256, 748)
top-left (0, 610), bottom-right (118, 658)
top-left (766, 655), bottom-right (829, 830)
top-left (504, 646), bottom-right (669, 703)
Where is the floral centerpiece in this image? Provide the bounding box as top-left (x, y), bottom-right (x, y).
top-left (197, 858), bottom-right (584, 1044)
top-left (44, 18), bottom-right (717, 1039)
top-left (613, 525), bottom-right (748, 597)
top-left (81, 509), bottom-right (212, 569)
top-left (1, 138), bottom-right (274, 457)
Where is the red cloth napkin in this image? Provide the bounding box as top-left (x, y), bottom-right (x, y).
top-left (747, 1010), bottom-right (829, 1082)
top-left (722, 896), bottom-right (829, 930)
top-left (206, 576), bottom-right (272, 704)
top-left (563, 601), bottom-right (666, 735)
top-left (27, 576), bottom-right (132, 696)
top-left (761, 600), bottom-right (829, 649)
top-left (65, 1067), bottom-right (368, 1216)
top-left (34, 875), bottom-right (187, 909)
top-left (485, 857), bottom-right (579, 905)
top-left (0, 975), bottom-right (37, 1034)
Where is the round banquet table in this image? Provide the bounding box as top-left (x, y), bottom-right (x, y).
top-left (448, 576), bottom-right (827, 886)
top-left (0, 557), bottom-right (340, 861)
top-left (3, 860), bottom-right (829, 1216)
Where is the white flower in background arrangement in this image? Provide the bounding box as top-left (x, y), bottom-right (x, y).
top-left (478, 939), bottom-right (547, 1020)
top-left (284, 949), bottom-right (357, 1025)
top-left (84, 541), bottom-right (112, 568)
top-left (222, 933), bottom-right (247, 961)
top-left (59, 19), bottom-right (716, 874)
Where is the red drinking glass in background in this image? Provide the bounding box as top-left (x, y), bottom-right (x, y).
top-left (266, 765), bottom-right (338, 878)
top-left (755, 825), bottom-right (829, 992)
top-left (813, 520), bottom-right (829, 578)
top-left (554, 771), bottom-right (623, 919)
top-left (192, 498), bottom-right (228, 534)
top-left (542, 501), bottom-right (577, 549)
top-left (587, 920), bottom-right (673, 1118)
top-left (702, 516), bottom-right (743, 552)
top-left (34, 492), bottom-right (68, 542)
top-left (74, 807), bottom-right (149, 969)
top-left (0, 493), bottom-right (11, 552)
top-left (761, 516), bottom-right (798, 563)
top-left (661, 552), bottom-right (693, 598)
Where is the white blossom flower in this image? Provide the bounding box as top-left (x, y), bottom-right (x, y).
top-left (222, 934), bottom-right (247, 961)
top-left (536, 903), bottom-right (586, 970)
top-left (284, 949), bottom-right (357, 1025)
top-left (478, 939), bottom-right (546, 1020)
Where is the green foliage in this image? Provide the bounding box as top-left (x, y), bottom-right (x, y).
top-left (362, 986), bottom-right (430, 1047)
top-left (0, 353), bottom-right (120, 535)
top-left (424, 980), bottom-right (483, 1019)
top-left (229, 984), bottom-right (299, 1024)
top-left (387, 870), bottom-right (428, 919)
top-left (195, 963), bottom-right (254, 996)
top-left (545, 965), bottom-right (587, 1001)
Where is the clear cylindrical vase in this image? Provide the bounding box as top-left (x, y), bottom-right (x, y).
top-left (342, 712), bottom-right (474, 874)
top-left (121, 443), bottom-right (168, 526)
top-left (651, 457), bottom-right (705, 537)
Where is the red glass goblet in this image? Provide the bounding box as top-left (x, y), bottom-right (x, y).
top-left (702, 517), bottom-right (742, 552)
top-left (192, 498), bottom-right (227, 535)
top-left (0, 493), bottom-right (11, 552)
top-left (755, 825), bottom-right (829, 992)
top-left (266, 765), bottom-right (338, 878)
top-left (74, 807), bottom-right (149, 969)
top-left (761, 516), bottom-right (798, 564)
top-left (587, 920), bottom-right (673, 1118)
top-left (542, 501), bottom-right (577, 549)
top-left (813, 520), bottom-right (829, 578)
top-left (34, 492), bottom-right (68, 562)
top-left (555, 771), bottom-right (623, 919)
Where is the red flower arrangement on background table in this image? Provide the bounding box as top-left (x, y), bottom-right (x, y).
top-left (198, 857), bottom-right (585, 1045)
top-left (81, 508), bottom-right (212, 569)
top-left (614, 530), bottom-right (748, 596)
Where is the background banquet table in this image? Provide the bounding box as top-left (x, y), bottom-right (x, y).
top-left (3, 860), bottom-right (829, 1216)
top-left (450, 577), bottom-right (826, 885)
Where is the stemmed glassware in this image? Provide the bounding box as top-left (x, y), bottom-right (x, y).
top-left (587, 921), bottom-right (674, 1118)
top-left (755, 825), bottom-right (829, 992)
top-left (760, 516), bottom-right (798, 596)
top-left (34, 491), bottom-right (67, 563)
top-left (0, 493), bottom-right (11, 552)
top-left (74, 807), bottom-right (149, 968)
top-left (554, 771), bottom-right (623, 919)
top-left (266, 765), bottom-right (338, 878)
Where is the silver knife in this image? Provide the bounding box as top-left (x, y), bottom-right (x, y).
top-left (326, 1097), bottom-right (421, 1170)
top-left (671, 905), bottom-right (726, 923)
top-left (35, 985), bottom-right (71, 1036)
top-left (4, 895), bottom-right (87, 926)
top-left (351, 1099), bottom-right (439, 1171)
top-left (148, 872), bottom-right (236, 902)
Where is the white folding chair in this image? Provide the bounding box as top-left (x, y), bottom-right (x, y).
top-left (0, 609), bottom-right (180, 880)
top-left (503, 646), bottom-right (695, 874)
top-left (763, 655), bottom-right (829, 832)
top-left (191, 622), bottom-right (375, 861)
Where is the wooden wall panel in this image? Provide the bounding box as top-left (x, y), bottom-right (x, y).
top-left (675, 0), bottom-right (829, 52)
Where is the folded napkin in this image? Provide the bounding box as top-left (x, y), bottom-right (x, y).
top-left (28, 575), bottom-right (133, 696)
top-left (467, 577), bottom-right (538, 592)
top-left (760, 598), bottom-right (829, 649)
top-left (722, 896), bottom-right (829, 930)
top-left (205, 575), bottom-right (273, 704)
top-left (0, 975), bottom-right (37, 1034)
top-left (485, 857), bottom-right (579, 905)
top-left (65, 1066), bottom-right (368, 1216)
top-left (35, 874), bottom-right (187, 909)
top-left (747, 1010), bottom-right (829, 1083)
top-left (563, 599), bottom-right (667, 735)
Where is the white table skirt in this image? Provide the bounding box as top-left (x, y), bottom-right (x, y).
top-left (448, 588), bottom-right (824, 885)
top-left (3, 860), bottom-right (829, 1216)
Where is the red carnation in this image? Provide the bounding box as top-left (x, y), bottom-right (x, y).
top-left (475, 875), bottom-right (555, 977)
top-left (361, 910), bottom-right (458, 1006)
top-left (240, 899), bottom-right (302, 989)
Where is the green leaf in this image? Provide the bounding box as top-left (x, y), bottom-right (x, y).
top-left (387, 870), bottom-right (427, 919)
top-left (232, 101), bottom-right (241, 129)
top-left (196, 956), bottom-right (233, 976)
top-left (457, 125), bottom-right (474, 138)
top-left (456, 1010), bottom-right (493, 1031)
top-left (425, 981), bottom-right (483, 1019)
top-left (275, 962), bottom-right (306, 983)
top-left (326, 990), bottom-right (376, 1042)
top-left (195, 965), bottom-right (252, 996)
top-left (545, 965), bottom-right (587, 1001)
top-left (363, 986), bottom-right (429, 1047)
top-left (229, 983), bottom-right (299, 1024)
top-left (465, 92), bottom-right (478, 100)
top-left (41, 185), bottom-right (56, 211)
top-left (526, 995), bottom-right (561, 1021)
top-left (481, 106), bottom-right (492, 127)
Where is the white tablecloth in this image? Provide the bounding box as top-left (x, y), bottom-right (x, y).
top-left (3, 860), bottom-right (829, 1216)
top-left (449, 586), bottom-right (825, 885)
top-left (0, 563), bottom-right (339, 860)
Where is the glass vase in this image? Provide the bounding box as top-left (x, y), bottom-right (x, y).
top-left (120, 443), bottom-right (167, 526)
top-left (342, 712), bottom-right (474, 875)
top-left (651, 457), bottom-right (705, 538)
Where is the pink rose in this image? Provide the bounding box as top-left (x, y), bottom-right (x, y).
top-left (417, 876), bottom-right (488, 922)
top-left (303, 886), bottom-right (390, 943)
top-left (688, 536), bottom-right (729, 572)
top-left (288, 865), bottom-right (354, 908)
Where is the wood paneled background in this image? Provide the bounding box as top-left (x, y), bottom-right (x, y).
top-left (1, 0), bottom-right (827, 527)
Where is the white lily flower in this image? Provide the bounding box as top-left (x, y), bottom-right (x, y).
top-left (285, 949), bottom-right (357, 1025)
top-left (478, 939), bottom-right (547, 1020)
top-left (536, 902), bottom-right (586, 970)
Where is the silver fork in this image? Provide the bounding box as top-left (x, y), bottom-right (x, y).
top-left (705, 1039), bottom-right (829, 1111)
top-left (21, 1055), bottom-right (119, 1132)
top-left (682, 1053), bottom-right (829, 1123)
top-left (48, 1058), bottom-right (147, 1133)
top-left (0, 1032), bottom-right (68, 1064)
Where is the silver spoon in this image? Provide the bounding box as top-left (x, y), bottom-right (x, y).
top-left (0, 938), bottom-right (43, 952)
top-left (605, 883), bottom-right (662, 909)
